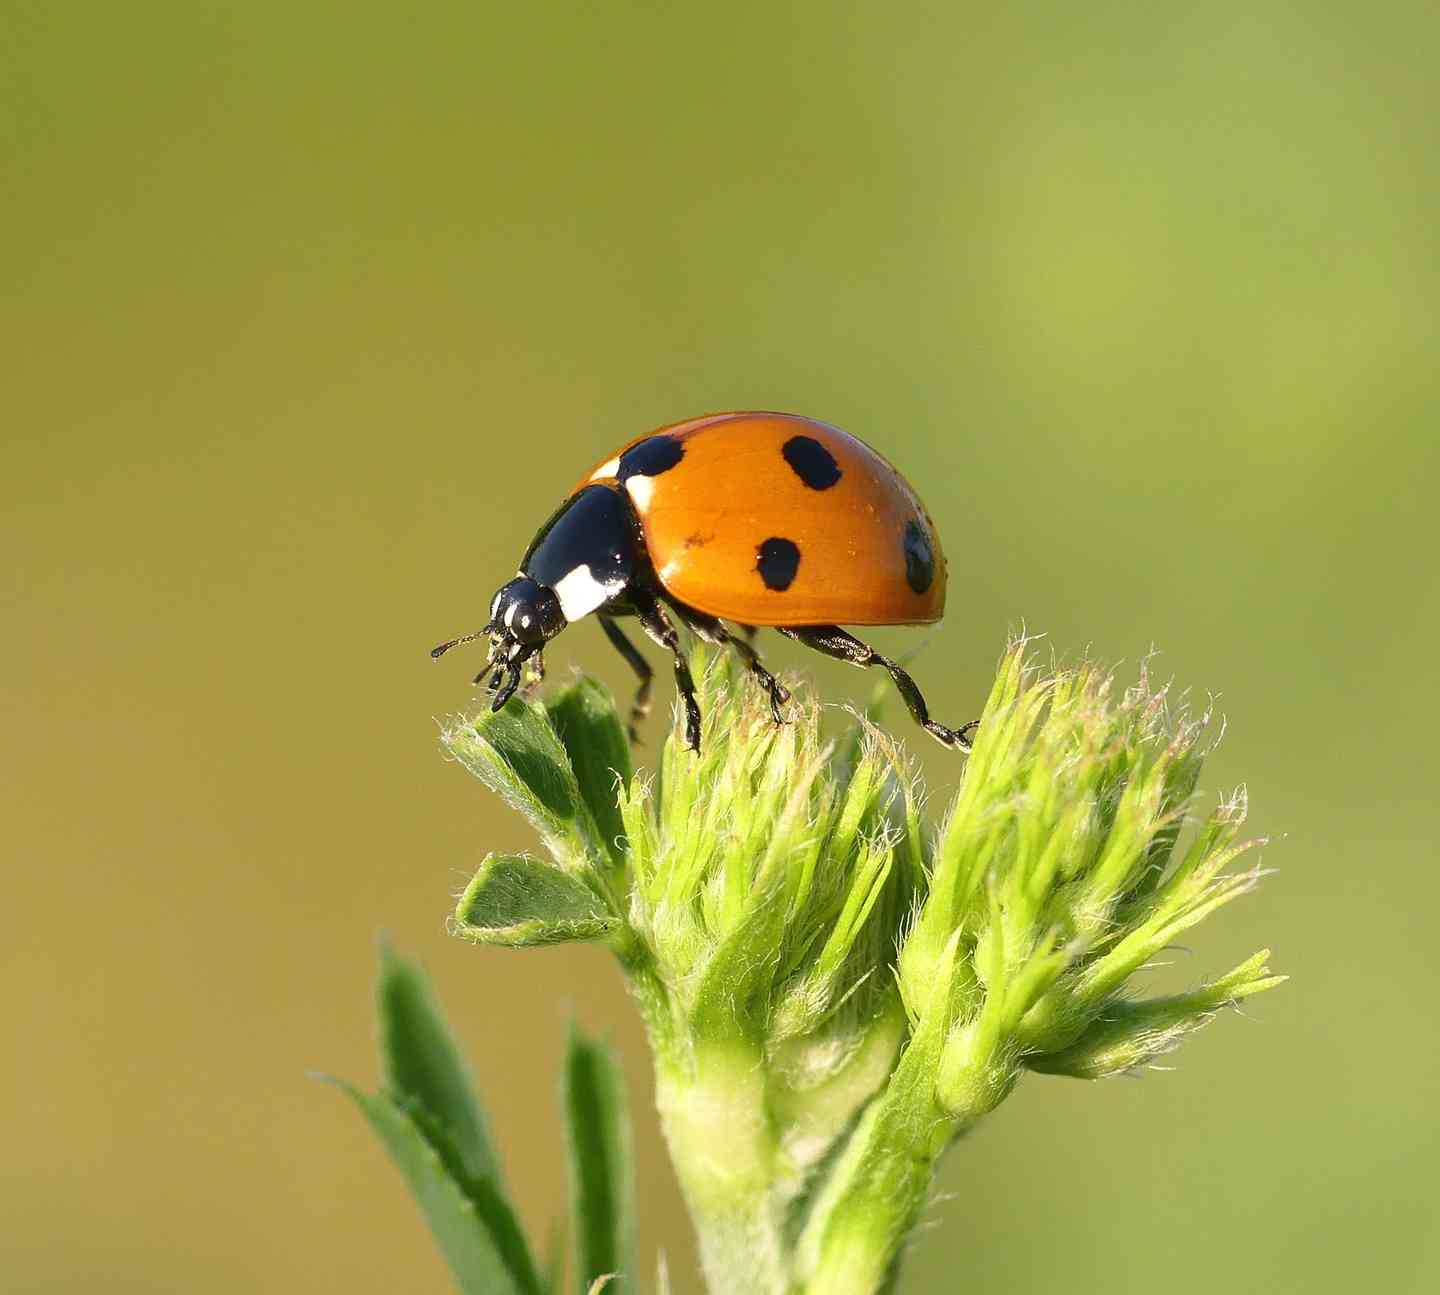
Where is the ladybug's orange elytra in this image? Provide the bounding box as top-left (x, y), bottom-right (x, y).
top-left (575, 413), bottom-right (946, 628)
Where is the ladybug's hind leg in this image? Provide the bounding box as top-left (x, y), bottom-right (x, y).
top-left (668, 604), bottom-right (790, 726)
top-left (779, 625), bottom-right (978, 751)
top-left (598, 615), bottom-right (653, 744)
top-left (633, 594), bottom-right (703, 753)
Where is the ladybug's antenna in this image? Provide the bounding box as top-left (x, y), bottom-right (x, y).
top-left (430, 623), bottom-right (494, 659)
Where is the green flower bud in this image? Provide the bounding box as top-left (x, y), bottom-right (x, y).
top-left (1030, 951), bottom-right (1285, 1078)
top-left (441, 637), bottom-right (1282, 1295)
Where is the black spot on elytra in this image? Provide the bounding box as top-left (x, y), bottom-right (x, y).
top-left (781, 435), bottom-right (843, 490)
top-left (903, 520), bottom-right (934, 594)
top-left (756, 537), bottom-right (801, 591)
top-left (618, 434), bottom-right (684, 480)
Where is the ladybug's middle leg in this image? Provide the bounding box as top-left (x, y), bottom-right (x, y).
top-left (668, 604), bottom-right (790, 726)
top-left (779, 625), bottom-right (978, 751)
top-left (598, 614), bottom-right (653, 744)
top-left (633, 594), bottom-right (703, 752)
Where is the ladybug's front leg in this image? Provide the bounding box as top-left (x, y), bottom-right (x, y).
top-left (487, 641), bottom-right (538, 713)
top-left (633, 593), bottom-right (702, 752)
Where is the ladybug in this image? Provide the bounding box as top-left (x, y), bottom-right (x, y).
top-left (433, 412), bottom-right (975, 752)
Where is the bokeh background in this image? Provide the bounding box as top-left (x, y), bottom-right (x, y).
top-left (4, 2), bottom-right (1436, 1291)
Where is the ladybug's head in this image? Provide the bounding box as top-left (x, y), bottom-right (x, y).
top-left (430, 577), bottom-right (566, 713)
top-left (486, 576), bottom-right (566, 649)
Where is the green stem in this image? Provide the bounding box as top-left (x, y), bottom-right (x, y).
top-left (789, 964), bottom-right (972, 1295)
top-left (796, 1098), bottom-right (965, 1295)
top-left (655, 1044), bottom-right (789, 1295)
top-left (654, 1009), bottom-right (921, 1295)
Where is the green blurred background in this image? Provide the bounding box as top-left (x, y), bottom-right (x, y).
top-left (4, 1), bottom-right (1436, 1290)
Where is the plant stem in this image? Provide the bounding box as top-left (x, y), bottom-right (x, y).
top-left (655, 1044), bottom-right (790, 1295)
top-left (794, 1098), bottom-right (959, 1295)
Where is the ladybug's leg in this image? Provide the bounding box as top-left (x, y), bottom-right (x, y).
top-left (482, 641), bottom-right (540, 713)
top-left (724, 632), bottom-right (790, 726)
top-left (520, 648), bottom-right (545, 697)
top-left (633, 595), bottom-right (703, 753)
top-left (669, 605), bottom-right (789, 726)
top-left (491, 664), bottom-right (520, 710)
top-left (778, 626), bottom-right (978, 751)
top-left (598, 614), bottom-right (654, 744)
top-left (470, 638), bottom-right (507, 687)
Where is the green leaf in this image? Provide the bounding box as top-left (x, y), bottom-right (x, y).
top-left (377, 944), bottom-right (499, 1184)
top-left (456, 854), bottom-right (618, 947)
top-left (546, 678), bottom-right (633, 872)
top-left (333, 1081), bottom-right (541, 1295)
top-left (564, 1027), bottom-right (636, 1293)
top-left (442, 700), bottom-right (596, 865)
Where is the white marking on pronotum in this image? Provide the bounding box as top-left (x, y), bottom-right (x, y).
top-left (626, 475), bottom-right (656, 512)
top-left (591, 455), bottom-right (621, 480)
top-left (504, 602), bottom-right (519, 628)
top-left (552, 564), bottom-right (623, 622)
